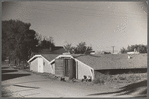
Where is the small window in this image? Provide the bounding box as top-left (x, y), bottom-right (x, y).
top-left (43, 62), bottom-right (45, 66)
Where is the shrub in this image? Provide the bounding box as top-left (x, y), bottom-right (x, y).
top-left (93, 72), bottom-right (112, 84)
top-left (93, 79), bottom-right (105, 84)
top-left (93, 72), bottom-right (147, 84)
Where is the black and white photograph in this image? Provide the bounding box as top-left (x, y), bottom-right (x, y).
top-left (1, 0), bottom-right (148, 98)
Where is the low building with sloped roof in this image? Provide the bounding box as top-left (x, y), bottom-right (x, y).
top-left (28, 53), bottom-right (147, 81)
top-left (28, 54), bottom-right (60, 73)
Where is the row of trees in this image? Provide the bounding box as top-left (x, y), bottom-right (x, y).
top-left (36, 34), bottom-right (55, 51)
top-left (2, 19), bottom-right (93, 66)
top-left (63, 42), bottom-right (93, 54)
top-left (120, 44), bottom-right (147, 54)
top-left (2, 20), bottom-right (55, 65)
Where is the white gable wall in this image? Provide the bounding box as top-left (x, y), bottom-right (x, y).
top-left (43, 59), bottom-right (54, 74)
top-left (38, 57), bottom-right (43, 73)
top-left (28, 55), bottom-right (55, 74)
top-left (51, 63), bottom-right (55, 74)
top-left (30, 58), bottom-right (38, 72)
top-left (75, 59), bottom-right (94, 80)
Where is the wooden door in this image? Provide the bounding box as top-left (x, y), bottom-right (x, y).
top-left (64, 59), bottom-right (69, 77)
top-left (55, 59), bottom-right (64, 76)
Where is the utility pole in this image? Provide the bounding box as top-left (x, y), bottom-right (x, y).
top-left (112, 46), bottom-right (115, 53)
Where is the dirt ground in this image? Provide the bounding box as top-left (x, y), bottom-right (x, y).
top-left (1, 64), bottom-right (147, 98)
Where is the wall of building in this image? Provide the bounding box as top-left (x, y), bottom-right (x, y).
top-left (127, 52), bottom-right (139, 54)
top-left (43, 58), bottom-right (54, 74)
top-left (50, 56), bottom-right (94, 80)
top-left (51, 63), bottom-right (55, 74)
top-left (38, 57), bottom-right (43, 73)
top-left (30, 58), bottom-right (38, 72)
top-left (75, 59), bottom-right (94, 80)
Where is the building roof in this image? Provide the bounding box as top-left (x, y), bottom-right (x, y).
top-left (41, 54), bottom-right (60, 62)
top-left (73, 54), bottom-right (147, 70)
top-left (28, 53), bottom-right (147, 70)
top-left (28, 54), bottom-right (60, 63)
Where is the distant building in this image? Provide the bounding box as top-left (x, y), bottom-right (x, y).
top-left (90, 51), bottom-right (95, 55)
top-left (102, 51), bottom-right (111, 54)
top-left (127, 48), bottom-right (139, 54)
top-left (31, 46), bottom-right (67, 57)
top-left (127, 52), bottom-right (139, 54)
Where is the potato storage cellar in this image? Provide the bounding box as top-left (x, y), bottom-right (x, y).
top-left (55, 58), bottom-right (76, 79)
top-left (28, 56), bottom-right (44, 73)
top-left (28, 54), bottom-right (94, 80)
top-left (52, 54), bottom-right (94, 80)
top-left (28, 54), bottom-right (147, 81)
top-left (27, 54), bottom-right (59, 73)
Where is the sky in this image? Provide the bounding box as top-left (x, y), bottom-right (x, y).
top-left (2, 1), bottom-right (148, 52)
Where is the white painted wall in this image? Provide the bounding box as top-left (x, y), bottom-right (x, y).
top-left (127, 52), bottom-right (139, 54)
top-left (38, 57), bottom-right (43, 73)
top-left (43, 59), bottom-right (53, 74)
top-left (75, 59), bottom-right (94, 80)
top-left (29, 54), bottom-right (95, 80)
top-left (30, 58), bottom-right (38, 72)
top-left (29, 55), bottom-right (54, 74)
top-left (51, 63), bottom-right (55, 74)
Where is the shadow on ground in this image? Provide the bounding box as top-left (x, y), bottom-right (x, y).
top-left (2, 70), bottom-right (18, 73)
top-left (13, 84), bottom-right (40, 89)
top-left (2, 67), bottom-right (10, 69)
top-left (87, 80), bottom-right (147, 97)
top-left (2, 73), bottom-right (31, 81)
top-left (96, 68), bottom-right (147, 75)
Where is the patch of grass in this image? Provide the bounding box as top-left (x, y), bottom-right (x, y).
top-left (93, 72), bottom-right (147, 85)
top-left (93, 72), bottom-right (112, 84)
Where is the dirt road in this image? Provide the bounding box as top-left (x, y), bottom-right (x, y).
top-left (1, 65), bottom-right (146, 98)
